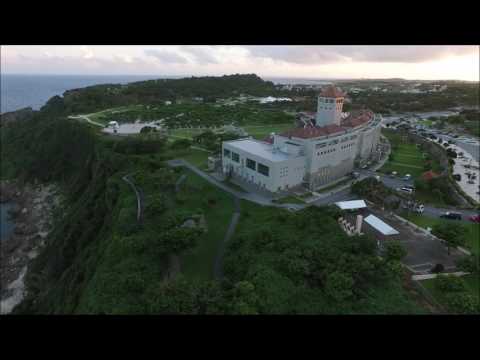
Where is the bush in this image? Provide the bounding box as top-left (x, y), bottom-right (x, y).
top-left (434, 275), bottom-right (466, 292)
top-left (385, 242), bottom-right (407, 262)
top-left (456, 255), bottom-right (479, 274)
top-left (444, 292), bottom-right (479, 314)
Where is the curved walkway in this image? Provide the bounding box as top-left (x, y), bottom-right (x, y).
top-left (122, 174), bottom-right (144, 223)
top-left (213, 197), bottom-right (241, 280)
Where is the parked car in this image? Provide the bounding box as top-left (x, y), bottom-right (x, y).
top-left (453, 174), bottom-right (462, 181)
top-left (440, 212), bottom-right (462, 220)
top-left (469, 215), bottom-right (480, 223)
top-left (399, 187), bottom-right (414, 194)
top-left (403, 174), bottom-right (412, 181)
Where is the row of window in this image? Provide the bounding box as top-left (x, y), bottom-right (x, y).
top-left (318, 148), bottom-right (336, 156)
top-left (319, 98), bottom-right (343, 104)
top-left (280, 166), bottom-right (288, 178)
top-left (341, 143), bottom-right (354, 150)
top-left (315, 135), bottom-right (357, 149)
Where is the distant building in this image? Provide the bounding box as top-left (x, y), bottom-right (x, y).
top-left (221, 85), bottom-right (382, 192)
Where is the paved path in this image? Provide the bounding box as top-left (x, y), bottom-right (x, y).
top-left (213, 197), bottom-right (241, 280)
top-left (68, 114), bottom-right (104, 127)
top-left (122, 174), bottom-right (144, 223)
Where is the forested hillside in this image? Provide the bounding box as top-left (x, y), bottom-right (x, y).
top-left (56, 74), bottom-right (276, 115)
top-left (1, 74), bottom-right (428, 314)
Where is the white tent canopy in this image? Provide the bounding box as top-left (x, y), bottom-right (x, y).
top-left (364, 215), bottom-right (399, 235)
top-left (335, 200), bottom-right (367, 210)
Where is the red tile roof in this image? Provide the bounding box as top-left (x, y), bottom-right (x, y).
top-left (280, 124), bottom-right (345, 139)
top-left (319, 85), bottom-right (346, 98)
top-left (341, 110), bottom-right (374, 128)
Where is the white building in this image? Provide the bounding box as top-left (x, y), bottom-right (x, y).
top-left (222, 85), bottom-right (382, 192)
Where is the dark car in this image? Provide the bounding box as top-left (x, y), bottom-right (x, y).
top-left (440, 212), bottom-right (462, 220)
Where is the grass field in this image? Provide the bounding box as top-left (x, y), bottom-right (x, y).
top-left (178, 168), bottom-right (235, 281)
top-left (169, 123), bottom-right (293, 141)
top-left (402, 213), bottom-right (479, 256)
top-left (380, 142), bottom-right (427, 178)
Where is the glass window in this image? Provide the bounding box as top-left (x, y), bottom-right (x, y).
top-left (258, 163), bottom-right (269, 177)
top-left (223, 148), bottom-right (231, 158)
top-left (246, 158), bottom-right (256, 170)
top-left (316, 142), bottom-right (327, 149)
top-left (232, 152), bottom-right (240, 163)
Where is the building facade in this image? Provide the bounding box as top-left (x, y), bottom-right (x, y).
top-left (222, 85), bottom-right (382, 192)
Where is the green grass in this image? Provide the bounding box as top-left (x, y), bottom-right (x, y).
top-left (402, 213), bottom-right (479, 256)
top-left (178, 169), bottom-right (235, 281)
top-left (179, 148), bottom-right (211, 170)
top-left (242, 123), bottom-right (293, 139)
top-left (272, 196), bottom-right (305, 205)
top-left (168, 123), bottom-right (293, 141)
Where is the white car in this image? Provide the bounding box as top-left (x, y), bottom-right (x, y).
top-left (399, 187), bottom-right (414, 194)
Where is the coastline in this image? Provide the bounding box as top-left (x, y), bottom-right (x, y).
top-left (0, 180), bottom-right (59, 314)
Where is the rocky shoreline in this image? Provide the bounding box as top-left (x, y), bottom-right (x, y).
top-left (0, 180), bottom-right (59, 314)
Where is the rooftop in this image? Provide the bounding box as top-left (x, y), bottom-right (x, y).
top-left (364, 214), bottom-right (399, 236)
top-left (280, 123), bottom-right (346, 139)
top-left (319, 85), bottom-right (346, 98)
top-left (225, 139), bottom-right (297, 162)
top-left (336, 200), bottom-right (367, 210)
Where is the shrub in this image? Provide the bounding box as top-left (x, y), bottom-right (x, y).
top-left (434, 275), bottom-right (466, 292)
top-left (385, 242), bottom-right (407, 262)
top-left (444, 292), bottom-right (479, 314)
top-left (456, 255), bottom-right (479, 274)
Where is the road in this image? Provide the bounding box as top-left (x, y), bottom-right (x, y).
top-left (68, 114), bottom-right (105, 127)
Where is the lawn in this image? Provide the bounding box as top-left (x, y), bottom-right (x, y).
top-left (272, 196), bottom-right (305, 205)
top-left (242, 123), bottom-right (293, 139)
top-left (180, 148), bottom-right (211, 170)
top-left (379, 142), bottom-right (427, 178)
top-left (177, 168), bottom-right (236, 281)
top-left (168, 123), bottom-right (294, 141)
top-left (402, 213), bottom-right (479, 256)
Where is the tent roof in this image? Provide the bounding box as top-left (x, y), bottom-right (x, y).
top-left (364, 215), bottom-right (399, 235)
top-left (335, 200), bottom-right (367, 210)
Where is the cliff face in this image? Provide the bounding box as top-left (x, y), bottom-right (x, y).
top-left (0, 107), bottom-right (36, 125)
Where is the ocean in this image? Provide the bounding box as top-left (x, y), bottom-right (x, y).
top-left (0, 74), bottom-right (181, 114)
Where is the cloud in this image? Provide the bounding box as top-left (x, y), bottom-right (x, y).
top-left (80, 46), bottom-right (94, 60)
top-left (180, 46), bottom-right (219, 65)
top-left (244, 45), bottom-right (477, 65)
top-left (144, 49), bottom-right (189, 64)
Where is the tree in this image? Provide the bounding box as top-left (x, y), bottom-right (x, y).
top-left (434, 275), bottom-right (466, 293)
top-left (385, 242), bottom-right (407, 262)
top-left (444, 292), bottom-right (479, 314)
top-left (324, 271), bottom-right (354, 302)
top-left (432, 223), bottom-right (466, 255)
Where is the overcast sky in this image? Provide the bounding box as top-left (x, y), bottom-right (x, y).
top-left (2, 45), bottom-right (479, 81)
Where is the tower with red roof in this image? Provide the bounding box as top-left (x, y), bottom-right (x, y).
top-left (316, 85), bottom-right (346, 127)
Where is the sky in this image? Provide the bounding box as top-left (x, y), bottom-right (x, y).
top-left (2, 45), bottom-right (479, 81)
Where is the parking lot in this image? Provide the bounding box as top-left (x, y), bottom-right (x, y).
top-left (368, 208), bottom-right (466, 274)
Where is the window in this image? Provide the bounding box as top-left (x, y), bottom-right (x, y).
top-left (341, 137), bottom-right (349, 142)
top-left (350, 135), bottom-right (357, 140)
top-left (258, 163), bottom-right (269, 177)
top-left (316, 142), bottom-right (326, 149)
top-left (232, 152), bottom-right (240, 163)
top-left (223, 148), bottom-right (231, 158)
top-left (246, 158), bottom-right (256, 171)
top-left (329, 140), bottom-right (339, 145)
